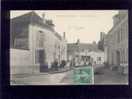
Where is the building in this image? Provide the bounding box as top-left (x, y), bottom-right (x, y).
top-left (100, 32), bottom-right (106, 41)
top-left (79, 50), bottom-right (105, 65)
top-left (67, 41), bottom-right (104, 66)
top-left (104, 10), bottom-right (128, 74)
top-left (10, 11), bottom-right (67, 74)
top-left (98, 32), bottom-right (106, 51)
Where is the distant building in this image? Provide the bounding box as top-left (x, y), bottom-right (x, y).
top-left (10, 11), bottom-right (67, 74)
top-left (79, 50), bottom-right (104, 65)
top-left (98, 32), bottom-right (106, 51)
top-left (67, 41), bottom-right (104, 66)
top-left (104, 10), bottom-right (128, 74)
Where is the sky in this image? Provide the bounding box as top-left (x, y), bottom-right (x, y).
top-left (10, 10), bottom-right (118, 43)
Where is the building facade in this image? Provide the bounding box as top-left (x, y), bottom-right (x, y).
top-left (10, 11), bottom-right (67, 74)
top-left (104, 10), bottom-right (128, 74)
top-left (67, 41), bottom-right (104, 66)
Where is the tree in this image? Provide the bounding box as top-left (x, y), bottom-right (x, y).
top-left (98, 40), bottom-right (104, 51)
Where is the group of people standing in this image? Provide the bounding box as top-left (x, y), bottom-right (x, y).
top-left (50, 60), bottom-right (67, 71)
top-left (40, 57), bottom-right (95, 72)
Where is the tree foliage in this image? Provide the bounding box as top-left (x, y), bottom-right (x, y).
top-left (98, 40), bottom-right (104, 51)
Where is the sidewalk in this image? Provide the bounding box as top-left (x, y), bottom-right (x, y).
top-left (11, 70), bottom-right (69, 85)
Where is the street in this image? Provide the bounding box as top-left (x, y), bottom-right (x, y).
top-left (61, 65), bottom-right (128, 85)
top-left (60, 70), bottom-right (74, 84)
top-left (10, 11), bottom-right (128, 86)
top-left (94, 66), bottom-right (128, 84)
top-left (11, 65), bottom-right (128, 85)
top-left (11, 70), bottom-right (73, 85)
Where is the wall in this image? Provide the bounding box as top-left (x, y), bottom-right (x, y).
top-left (104, 11), bottom-right (128, 73)
top-left (111, 14), bottom-right (128, 66)
top-left (29, 24), bottom-right (67, 69)
top-left (10, 49), bottom-right (33, 74)
top-left (10, 19), bottom-right (29, 50)
top-left (72, 51), bottom-right (104, 66)
top-left (89, 51), bottom-right (105, 65)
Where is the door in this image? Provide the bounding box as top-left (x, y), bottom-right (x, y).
top-left (39, 50), bottom-right (45, 63)
top-left (38, 50), bottom-right (47, 72)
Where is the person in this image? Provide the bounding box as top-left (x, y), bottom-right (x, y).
top-left (54, 60), bottom-right (58, 71)
top-left (60, 60), bottom-right (66, 68)
top-left (89, 62), bottom-right (92, 66)
top-left (70, 58), bottom-right (75, 68)
top-left (51, 60), bottom-right (58, 71)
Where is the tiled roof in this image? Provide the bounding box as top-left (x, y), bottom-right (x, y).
top-left (11, 11), bottom-right (62, 40)
top-left (67, 43), bottom-right (102, 54)
top-left (11, 11), bottom-right (55, 31)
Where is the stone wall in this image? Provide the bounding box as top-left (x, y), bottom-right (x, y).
top-left (10, 49), bottom-right (33, 74)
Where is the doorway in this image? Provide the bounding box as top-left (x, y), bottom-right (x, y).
top-left (37, 49), bottom-right (47, 72)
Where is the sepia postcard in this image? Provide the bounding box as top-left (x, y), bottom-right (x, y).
top-left (10, 10), bottom-right (128, 85)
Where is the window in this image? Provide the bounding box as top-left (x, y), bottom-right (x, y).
top-left (126, 48), bottom-right (128, 63)
top-left (10, 24), bottom-right (29, 50)
top-left (117, 31), bottom-right (120, 43)
top-left (86, 56), bottom-right (90, 61)
top-left (121, 24), bottom-right (125, 41)
top-left (120, 28), bottom-right (122, 41)
top-left (37, 31), bottom-right (44, 48)
top-left (35, 50), bottom-right (39, 64)
top-left (97, 57), bottom-right (101, 61)
top-left (125, 23), bottom-right (128, 39)
top-left (14, 38), bottom-right (28, 50)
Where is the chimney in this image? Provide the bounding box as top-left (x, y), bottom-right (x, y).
top-left (113, 14), bottom-right (120, 26)
top-left (46, 19), bottom-right (55, 30)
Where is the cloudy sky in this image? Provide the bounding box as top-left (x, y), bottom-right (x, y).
top-left (10, 10), bottom-right (118, 43)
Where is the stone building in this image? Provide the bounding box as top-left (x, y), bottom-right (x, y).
top-left (104, 10), bottom-right (128, 74)
top-left (67, 40), bottom-right (104, 66)
top-left (10, 11), bottom-right (67, 74)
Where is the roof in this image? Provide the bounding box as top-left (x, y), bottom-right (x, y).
top-left (11, 11), bottom-right (63, 40)
top-left (11, 11), bottom-right (54, 31)
top-left (54, 32), bottom-right (62, 40)
top-left (67, 43), bottom-right (102, 54)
